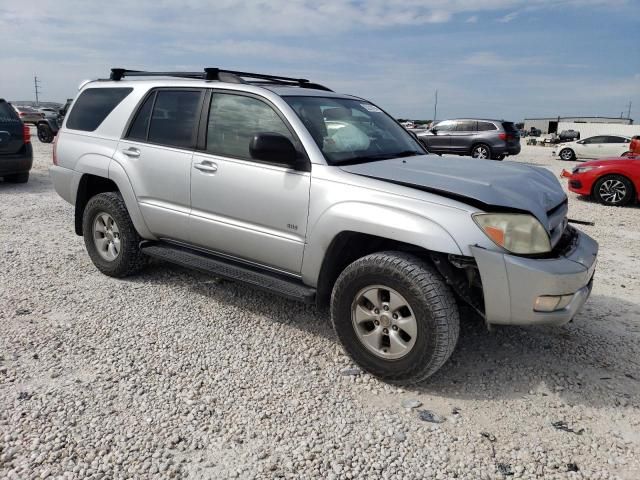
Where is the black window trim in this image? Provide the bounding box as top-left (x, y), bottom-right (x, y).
top-left (123, 87), bottom-right (206, 152)
top-left (196, 89), bottom-right (310, 172)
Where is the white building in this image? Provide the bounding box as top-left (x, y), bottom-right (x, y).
top-left (523, 116), bottom-right (633, 135)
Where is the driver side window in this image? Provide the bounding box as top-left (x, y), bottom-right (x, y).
top-left (206, 93), bottom-right (296, 161)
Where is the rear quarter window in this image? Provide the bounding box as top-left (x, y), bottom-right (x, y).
top-left (0, 101), bottom-right (19, 123)
top-left (477, 122), bottom-right (497, 131)
top-left (66, 88), bottom-right (133, 132)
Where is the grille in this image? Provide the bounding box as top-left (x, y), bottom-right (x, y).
top-left (547, 199), bottom-right (568, 247)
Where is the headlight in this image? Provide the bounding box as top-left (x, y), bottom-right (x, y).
top-left (572, 166), bottom-right (601, 174)
top-left (473, 213), bottom-right (551, 254)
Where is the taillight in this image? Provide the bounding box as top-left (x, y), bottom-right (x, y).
top-left (23, 125), bottom-right (31, 144)
top-left (498, 133), bottom-right (507, 141)
top-left (19, 112), bottom-right (25, 117)
top-left (499, 133), bottom-right (514, 141)
top-left (52, 132), bottom-right (59, 165)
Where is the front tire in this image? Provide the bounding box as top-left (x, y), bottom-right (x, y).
top-left (471, 144), bottom-right (491, 159)
top-left (37, 124), bottom-right (54, 143)
top-left (82, 192), bottom-right (147, 277)
top-left (330, 252), bottom-right (459, 384)
top-left (593, 175), bottom-right (634, 206)
top-left (559, 148), bottom-right (575, 161)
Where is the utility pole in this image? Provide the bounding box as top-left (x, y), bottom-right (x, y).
top-left (627, 101), bottom-right (632, 120)
top-left (34, 75), bottom-right (42, 106)
top-left (433, 89), bottom-right (438, 123)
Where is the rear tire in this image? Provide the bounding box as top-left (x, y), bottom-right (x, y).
top-left (82, 192), bottom-right (147, 277)
top-left (593, 175), bottom-right (634, 206)
top-left (4, 172), bottom-right (29, 183)
top-left (471, 144), bottom-right (491, 159)
top-left (559, 148), bottom-right (575, 161)
top-left (330, 251), bottom-right (459, 384)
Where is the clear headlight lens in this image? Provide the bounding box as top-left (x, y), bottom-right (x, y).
top-left (473, 213), bottom-right (551, 254)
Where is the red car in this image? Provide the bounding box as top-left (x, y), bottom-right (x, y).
top-left (561, 154), bottom-right (640, 206)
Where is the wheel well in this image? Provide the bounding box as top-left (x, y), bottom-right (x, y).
top-left (315, 232), bottom-right (432, 307)
top-left (74, 175), bottom-right (119, 235)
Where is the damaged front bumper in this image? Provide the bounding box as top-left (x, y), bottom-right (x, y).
top-left (470, 228), bottom-right (598, 326)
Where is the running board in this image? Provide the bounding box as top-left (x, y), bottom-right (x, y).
top-left (140, 243), bottom-right (316, 304)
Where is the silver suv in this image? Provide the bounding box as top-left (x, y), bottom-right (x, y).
top-left (50, 68), bottom-right (598, 383)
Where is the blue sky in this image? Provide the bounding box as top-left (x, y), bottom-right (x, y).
top-left (1, 0), bottom-right (638, 121)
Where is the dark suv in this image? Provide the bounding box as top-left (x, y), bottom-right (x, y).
top-left (0, 99), bottom-right (33, 183)
top-left (417, 119), bottom-right (521, 160)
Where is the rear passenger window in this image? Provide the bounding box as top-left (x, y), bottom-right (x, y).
top-left (455, 121), bottom-right (476, 132)
top-left (0, 101), bottom-right (18, 122)
top-left (477, 122), bottom-right (497, 131)
top-left (147, 90), bottom-right (202, 148)
top-left (607, 136), bottom-right (628, 143)
top-left (206, 93), bottom-right (295, 161)
top-left (66, 88), bottom-right (132, 132)
top-left (127, 93), bottom-right (155, 141)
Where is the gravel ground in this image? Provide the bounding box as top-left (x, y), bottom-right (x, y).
top-left (1, 134), bottom-right (639, 480)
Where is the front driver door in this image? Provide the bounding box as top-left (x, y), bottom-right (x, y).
top-left (189, 91), bottom-right (311, 274)
top-left (426, 120), bottom-right (455, 153)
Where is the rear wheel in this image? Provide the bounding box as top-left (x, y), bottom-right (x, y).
top-left (593, 175), bottom-right (634, 206)
top-left (330, 251), bottom-right (459, 384)
top-left (4, 172), bottom-right (29, 183)
top-left (471, 144), bottom-right (491, 159)
top-left (82, 192), bottom-right (147, 277)
top-left (559, 148), bottom-right (575, 161)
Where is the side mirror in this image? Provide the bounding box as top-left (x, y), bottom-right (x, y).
top-left (58, 109), bottom-right (65, 116)
top-left (250, 133), bottom-right (299, 168)
top-left (430, 128), bottom-right (438, 135)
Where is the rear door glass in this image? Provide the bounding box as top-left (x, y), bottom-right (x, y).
top-left (127, 92), bottom-right (155, 141)
top-left (606, 136), bottom-right (629, 143)
top-left (66, 88), bottom-right (132, 132)
top-left (455, 121), bottom-right (476, 132)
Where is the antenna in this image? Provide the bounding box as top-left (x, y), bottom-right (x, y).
top-left (34, 75), bottom-right (41, 106)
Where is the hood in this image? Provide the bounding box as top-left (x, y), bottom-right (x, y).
top-left (340, 155), bottom-right (567, 231)
top-left (581, 156), bottom-right (638, 167)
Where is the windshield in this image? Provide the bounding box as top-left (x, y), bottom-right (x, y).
top-left (283, 96), bottom-right (425, 165)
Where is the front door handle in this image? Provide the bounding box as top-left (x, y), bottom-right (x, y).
top-left (122, 147), bottom-right (140, 158)
top-left (194, 161), bottom-right (218, 173)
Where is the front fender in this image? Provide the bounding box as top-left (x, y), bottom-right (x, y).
top-left (301, 201), bottom-right (462, 286)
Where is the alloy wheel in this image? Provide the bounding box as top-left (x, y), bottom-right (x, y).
top-left (351, 285), bottom-right (417, 360)
top-left (598, 179), bottom-right (627, 205)
top-left (472, 146), bottom-right (489, 159)
top-left (92, 212), bottom-right (121, 261)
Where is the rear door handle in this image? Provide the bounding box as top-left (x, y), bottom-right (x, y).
top-left (194, 161), bottom-right (218, 173)
top-left (122, 147), bottom-right (140, 158)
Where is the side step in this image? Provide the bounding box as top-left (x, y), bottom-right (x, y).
top-left (140, 243), bottom-right (316, 304)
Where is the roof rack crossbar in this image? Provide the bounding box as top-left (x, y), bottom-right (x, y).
top-left (109, 68), bottom-right (333, 91)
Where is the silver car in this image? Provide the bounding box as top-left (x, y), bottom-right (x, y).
top-left (11, 105), bottom-right (44, 124)
top-left (49, 68), bottom-right (598, 383)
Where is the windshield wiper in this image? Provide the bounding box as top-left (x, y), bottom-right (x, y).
top-left (334, 150), bottom-right (423, 165)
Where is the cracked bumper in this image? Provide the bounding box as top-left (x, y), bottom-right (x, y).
top-left (471, 229), bottom-right (598, 326)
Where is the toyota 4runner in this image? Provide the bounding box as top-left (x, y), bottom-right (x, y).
top-left (50, 68), bottom-right (598, 383)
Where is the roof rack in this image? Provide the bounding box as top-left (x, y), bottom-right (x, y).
top-left (109, 68), bottom-right (333, 92)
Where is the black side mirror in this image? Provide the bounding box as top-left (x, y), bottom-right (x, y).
top-left (250, 133), bottom-right (299, 168)
top-left (430, 128), bottom-right (438, 135)
top-left (58, 109), bottom-right (65, 116)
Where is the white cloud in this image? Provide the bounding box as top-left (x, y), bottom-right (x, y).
top-left (497, 11), bottom-right (519, 22)
top-left (466, 15), bottom-right (479, 23)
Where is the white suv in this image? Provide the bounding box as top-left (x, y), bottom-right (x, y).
top-left (50, 68), bottom-right (598, 383)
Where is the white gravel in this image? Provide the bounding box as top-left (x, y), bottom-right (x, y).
top-left (1, 134), bottom-right (639, 479)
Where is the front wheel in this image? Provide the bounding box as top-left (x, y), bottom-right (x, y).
top-left (330, 252), bottom-right (459, 384)
top-left (593, 175), bottom-right (634, 206)
top-left (37, 124), bottom-right (54, 143)
top-left (559, 148), bottom-right (575, 161)
top-left (471, 144), bottom-right (491, 159)
top-left (82, 192), bottom-right (147, 277)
